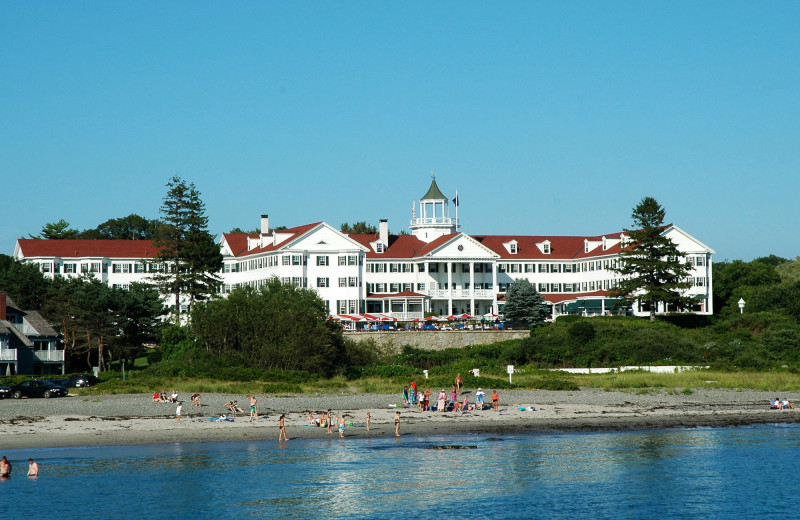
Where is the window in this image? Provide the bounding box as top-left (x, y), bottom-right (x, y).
top-left (390, 263), bottom-right (399, 273)
top-left (510, 243), bottom-right (517, 254)
top-left (348, 255), bottom-right (358, 266)
top-left (551, 283), bottom-right (561, 292)
top-left (317, 277), bottom-right (329, 288)
top-left (417, 283), bottom-right (426, 291)
top-left (376, 283), bottom-right (386, 292)
top-left (292, 255), bottom-right (302, 265)
top-left (403, 283), bottom-right (412, 292)
top-left (376, 243), bottom-right (384, 253)
top-left (402, 263), bottom-right (413, 272)
top-left (135, 263), bottom-right (145, 273)
top-left (462, 264), bottom-right (470, 273)
top-left (338, 300), bottom-right (347, 313)
top-left (63, 263), bottom-right (77, 274)
top-left (316, 256), bottom-right (329, 266)
top-left (292, 277), bottom-right (302, 287)
top-left (474, 263), bottom-right (484, 273)
top-left (390, 283), bottom-right (400, 292)
top-left (695, 277), bottom-right (706, 286)
top-left (339, 278), bottom-right (347, 287)
top-left (429, 264), bottom-right (439, 273)
top-left (539, 283), bottom-right (547, 292)
top-left (524, 264), bottom-right (534, 273)
top-left (283, 256), bottom-right (290, 266)
top-left (349, 277), bottom-right (359, 287)
top-left (40, 263), bottom-right (52, 273)
top-left (81, 263), bottom-right (89, 273)
top-left (543, 243), bottom-right (550, 254)
top-left (498, 264), bottom-right (506, 273)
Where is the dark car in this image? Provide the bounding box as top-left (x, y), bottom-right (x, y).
top-left (68, 374), bottom-right (100, 388)
top-left (0, 386), bottom-right (9, 399)
top-left (49, 378), bottom-right (70, 387)
top-left (10, 379), bottom-right (69, 399)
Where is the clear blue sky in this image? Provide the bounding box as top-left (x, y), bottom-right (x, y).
top-left (3, 2), bottom-right (798, 262)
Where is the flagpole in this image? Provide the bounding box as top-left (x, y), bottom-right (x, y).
top-left (455, 189), bottom-right (459, 231)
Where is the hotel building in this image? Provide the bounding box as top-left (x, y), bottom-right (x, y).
top-left (14, 179), bottom-right (714, 320)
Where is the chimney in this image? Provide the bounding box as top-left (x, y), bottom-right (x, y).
top-left (379, 219), bottom-right (389, 247)
top-left (260, 215), bottom-right (270, 235)
top-left (0, 292), bottom-right (6, 321)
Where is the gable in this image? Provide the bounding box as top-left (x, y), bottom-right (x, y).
top-left (283, 223), bottom-right (369, 252)
top-left (423, 234), bottom-right (499, 259)
top-left (663, 225), bottom-right (715, 254)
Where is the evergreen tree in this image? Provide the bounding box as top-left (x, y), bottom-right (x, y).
top-left (610, 196), bottom-right (695, 322)
top-left (77, 214), bottom-right (160, 240)
top-left (502, 278), bottom-right (549, 329)
top-left (340, 221), bottom-right (377, 234)
top-left (31, 219), bottom-right (79, 239)
top-left (151, 177), bottom-right (222, 318)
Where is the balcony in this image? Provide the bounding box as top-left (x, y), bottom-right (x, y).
top-left (0, 349), bottom-right (17, 361)
top-left (427, 289), bottom-right (494, 299)
top-left (410, 217), bottom-right (458, 227)
top-left (34, 350), bottom-right (64, 362)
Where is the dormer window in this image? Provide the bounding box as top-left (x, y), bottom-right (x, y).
top-left (541, 240), bottom-right (551, 254)
top-left (510, 243), bottom-right (517, 254)
top-left (584, 239), bottom-right (589, 253)
top-left (376, 243), bottom-right (384, 253)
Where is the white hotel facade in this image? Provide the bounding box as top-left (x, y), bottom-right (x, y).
top-left (14, 179), bottom-right (714, 320)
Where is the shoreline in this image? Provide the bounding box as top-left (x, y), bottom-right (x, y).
top-left (2, 388), bottom-right (798, 450)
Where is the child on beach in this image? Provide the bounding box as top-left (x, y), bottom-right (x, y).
top-left (176, 401), bottom-right (183, 422)
top-left (366, 412), bottom-right (371, 432)
top-left (338, 415), bottom-right (346, 438)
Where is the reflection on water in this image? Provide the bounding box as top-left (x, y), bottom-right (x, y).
top-left (8, 425), bottom-right (800, 519)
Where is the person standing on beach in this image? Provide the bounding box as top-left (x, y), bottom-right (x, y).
top-left (492, 390), bottom-right (499, 412)
top-left (27, 459), bottom-right (38, 477)
top-left (437, 390), bottom-right (446, 412)
top-left (410, 379), bottom-right (417, 405)
top-left (455, 373), bottom-right (463, 394)
top-left (394, 411), bottom-right (401, 437)
top-left (176, 401), bottom-right (183, 422)
top-left (279, 414), bottom-right (289, 441)
top-left (338, 415), bottom-right (346, 438)
top-left (366, 412), bottom-right (371, 431)
top-left (327, 409), bottom-right (333, 433)
top-left (248, 395), bottom-right (258, 422)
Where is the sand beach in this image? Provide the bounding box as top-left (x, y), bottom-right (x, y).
top-left (2, 388), bottom-right (798, 450)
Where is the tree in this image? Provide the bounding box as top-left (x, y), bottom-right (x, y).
top-left (610, 197), bottom-right (695, 322)
top-left (502, 279), bottom-right (549, 329)
top-left (228, 227), bottom-right (259, 234)
top-left (191, 279), bottom-right (345, 376)
top-left (151, 177), bottom-right (223, 318)
top-left (341, 221), bottom-right (377, 234)
top-left (31, 219), bottom-right (79, 239)
top-left (77, 214), bottom-right (160, 240)
top-left (0, 258), bottom-right (51, 309)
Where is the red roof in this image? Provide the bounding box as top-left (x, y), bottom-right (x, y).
top-left (541, 291), bottom-right (613, 304)
top-left (222, 222), bottom-right (322, 257)
top-left (16, 239), bottom-right (161, 259)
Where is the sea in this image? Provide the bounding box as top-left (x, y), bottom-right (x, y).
top-left (4, 424), bottom-right (800, 519)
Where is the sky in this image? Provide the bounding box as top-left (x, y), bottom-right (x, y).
top-left (2, 2), bottom-right (799, 262)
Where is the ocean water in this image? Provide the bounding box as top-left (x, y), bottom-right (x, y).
top-left (5, 424), bottom-right (800, 519)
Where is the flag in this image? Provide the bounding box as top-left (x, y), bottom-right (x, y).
top-left (454, 193), bottom-right (459, 207)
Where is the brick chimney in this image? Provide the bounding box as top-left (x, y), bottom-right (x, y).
top-left (0, 292), bottom-right (6, 321)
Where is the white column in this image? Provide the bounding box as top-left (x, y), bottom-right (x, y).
top-left (469, 262), bottom-right (475, 315)
top-left (447, 261), bottom-right (453, 314)
top-left (492, 262), bottom-right (498, 314)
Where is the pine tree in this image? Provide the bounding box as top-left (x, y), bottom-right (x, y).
top-left (610, 196), bottom-right (695, 322)
top-left (151, 177), bottom-right (222, 319)
top-left (502, 278), bottom-right (549, 329)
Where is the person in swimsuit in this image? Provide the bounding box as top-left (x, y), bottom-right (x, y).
top-left (366, 412), bottom-right (371, 432)
top-left (338, 415), bottom-right (346, 438)
top-left (327, 409), bottom-right (333, 434)
top-left (394, 411), bottom-right (401, 437)
top-left (27, 459), bottom-right (38, 477)
top-left (0, 456), bottom-right (10, 478)
top-left (492, 390), bottom-right (499, 412)
top-left (191, 393), bottom-right (201, 407)
top-left (279, 414), bottom-right (289, 441)
top-left (455, 373), bottom-right (463, 394)
top-left (248, 395), bottom-right (258, 422)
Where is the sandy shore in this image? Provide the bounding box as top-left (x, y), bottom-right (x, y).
top-left (2, 388), bottom-right (798, 450)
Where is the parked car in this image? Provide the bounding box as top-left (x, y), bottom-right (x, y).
top-left (0, 386), bottom-right (9, 399)
top-left (49, 378), bottom-right (70, 387)
top-left (68, 374), bottom-right (100, 388)
top-left (10, 380), bottom-right (69, 399)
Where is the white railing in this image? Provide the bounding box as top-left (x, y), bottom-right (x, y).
top-left (388, 312), bottom-right (424, 321)
top-left (0, 349), bottom-right (18, 361)
top-left (34, 351), bottom-right (64, 362)
top-left (427, 289), bottom-right (494, 299)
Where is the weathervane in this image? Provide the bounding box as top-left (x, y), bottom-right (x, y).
top-left (430, 170), bottom-right (436, 180)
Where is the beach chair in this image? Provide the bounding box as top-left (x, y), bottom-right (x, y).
top-left (475, 393), bottom-right (485, 411)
